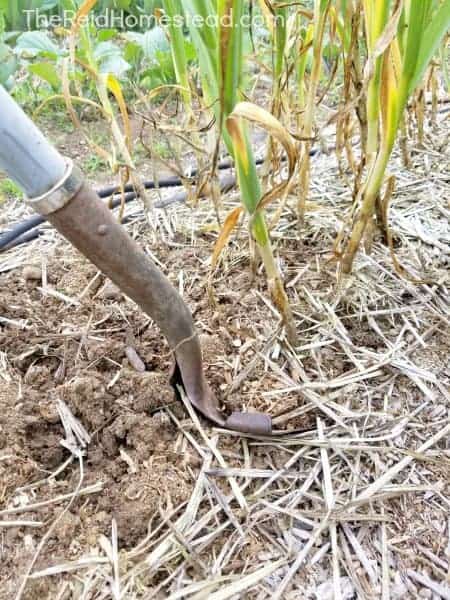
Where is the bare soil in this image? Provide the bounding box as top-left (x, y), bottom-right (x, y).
top-left (0, 232), bottom-right (314, 596)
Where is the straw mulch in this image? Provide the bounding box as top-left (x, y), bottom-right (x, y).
top-left (0, 110), bottom-right (449, 600)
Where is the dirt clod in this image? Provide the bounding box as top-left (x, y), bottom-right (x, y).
top-left (23, 265), bottom-right (42, 281)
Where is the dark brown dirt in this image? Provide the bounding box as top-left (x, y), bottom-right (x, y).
top-left (0, 228), bottom-right (320, 598)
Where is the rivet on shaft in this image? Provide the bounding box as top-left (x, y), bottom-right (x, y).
top-left (97, 224), bottom-right (108, 235)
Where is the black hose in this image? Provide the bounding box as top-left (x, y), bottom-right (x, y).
top-left (0, 154), bottom-right (249, 251)
top-left (0, 174), bottom-right (236, 251)
top-left (0, 214), bottom-right (44, 248)
top-left (0, 158), bottom-right (226, 249)
top-left (0, 149), bottom-right (319, 252)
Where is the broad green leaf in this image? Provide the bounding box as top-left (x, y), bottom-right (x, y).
top-left (97, 29), bottom-right (118, 42)
top-left (93, 41), bottom-right (122, 62)
top-left (28, 61), bottom-right (60, 90)
top-left (0, 41), bottom-right (17, 87)
top-left (15, 31), bottom-right (60, 59)
top-left (42, 1), bottom-right (59, 9)
top-left (99, 55), bottom-right (131, 77)
top-left (183, 39), bottom-right (196, 62)
top-left (92, 41), bottom-right (131, 76)
top-left (126, 27), bottom-right (170, 60)
top-left (115, 0), bottom-right (132, 9)
top-left (124, 41), bottom-right (142, 65)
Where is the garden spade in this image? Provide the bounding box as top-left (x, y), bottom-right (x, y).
top-left (0, 85), bottom-right (272, 436)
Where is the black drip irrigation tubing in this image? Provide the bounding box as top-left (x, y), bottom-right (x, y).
top-left (0, 148), bottom-right (319, 252)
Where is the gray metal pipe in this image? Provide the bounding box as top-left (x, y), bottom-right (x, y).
top-left (0, 84), bottom-right (66, 197)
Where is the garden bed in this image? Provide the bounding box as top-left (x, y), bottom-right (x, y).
top-left (0, 113), bottom-right (449, 599)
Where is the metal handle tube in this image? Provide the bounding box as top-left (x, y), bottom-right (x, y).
top-left (0, 85), bottom-right (66, 197)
